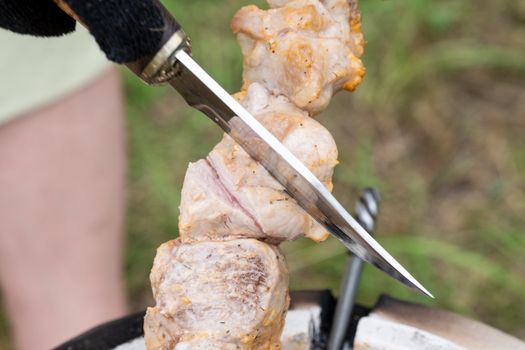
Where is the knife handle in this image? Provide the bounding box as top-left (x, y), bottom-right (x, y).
top-left (54, 0), bottom-right (190, 84)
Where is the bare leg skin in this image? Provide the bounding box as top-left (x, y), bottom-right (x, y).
top-left (0, 69), bottom-right (127, 350)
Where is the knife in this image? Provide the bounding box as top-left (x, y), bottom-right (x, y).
top-left (54, 0), bottom-right (432, 297)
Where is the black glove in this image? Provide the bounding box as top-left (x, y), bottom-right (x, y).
top-left (0, 0), bottom-right (178, 64)
top-left (0, 0), bottom-right (75, 36)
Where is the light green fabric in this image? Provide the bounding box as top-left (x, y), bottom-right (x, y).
top-left (0, 26), bottom-right (111, 125)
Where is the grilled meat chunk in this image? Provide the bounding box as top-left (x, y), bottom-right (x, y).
top-left (179, 84), bottom-right (337, 243)
top-left (232, 0), bottom-right (365, 114)
top-left (144, 239), bottom-right (289, 350)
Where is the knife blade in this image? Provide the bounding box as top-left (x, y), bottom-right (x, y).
top-left (51, 0), bottom-right (432, 298)
top-left (167, 42), bottom-right (432, 298)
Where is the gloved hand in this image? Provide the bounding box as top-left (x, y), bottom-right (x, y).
top-left (0, 0), bottom-right (75, 36)
top-left (0, 0), bottom-right (179, 64)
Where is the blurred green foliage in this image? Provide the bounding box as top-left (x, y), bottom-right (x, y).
top-left (124, 0), bottom-right (525, 339)
top-left (1, 0), bottom-right (524, 348)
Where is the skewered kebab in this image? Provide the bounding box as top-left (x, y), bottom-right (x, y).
top-left (144, 0), bottom-right (365, 348)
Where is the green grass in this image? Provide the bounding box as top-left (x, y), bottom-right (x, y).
top-left (1, 0), bottom-right (525, 347)
top-left (123, 0), bottom-right (525, 339)
top-left (0, 308), bottom-right (11, 350)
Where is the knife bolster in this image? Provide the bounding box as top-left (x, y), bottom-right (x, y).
top-left (126, 30), bottom-right (192, 85)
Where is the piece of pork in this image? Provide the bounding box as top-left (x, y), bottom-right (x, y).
top-left (178, 84), bottom-right (337, 243)
top-left (144, 239), bottom-right (289, 350)
top-left (231, 0), bottom-right (365, 114)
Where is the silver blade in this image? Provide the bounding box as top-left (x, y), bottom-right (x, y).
top-left (170, 50), bottom-right (433, 298)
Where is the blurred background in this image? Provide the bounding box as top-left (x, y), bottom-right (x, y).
top-left (1, 0), bottom-right (524, 347)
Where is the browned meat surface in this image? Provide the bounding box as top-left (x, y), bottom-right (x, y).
top-left (144, 239), bottom-right (289, 350)
top-left (179, 84), bottom-right (337, 244)
top-left (232, 0), bottom-right (365, 114)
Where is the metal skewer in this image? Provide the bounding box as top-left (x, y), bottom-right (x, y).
top-left (328, 188), bottom-right (381, 350)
